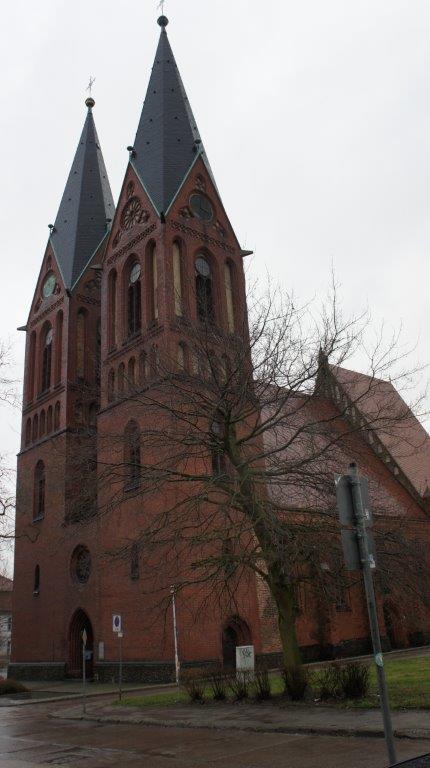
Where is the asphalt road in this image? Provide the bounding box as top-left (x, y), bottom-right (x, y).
top-left (0, 698), bottom-right (429, 767)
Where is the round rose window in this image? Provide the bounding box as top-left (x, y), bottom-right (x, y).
top-left (71, 545), bottom-right (92, 584)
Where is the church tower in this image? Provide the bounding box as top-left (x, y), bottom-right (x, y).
top-left (10, 99), bottom-right (115, 679)
top-left (94, 15), bottom-right (261, 678)
top-left (11, 17), bottom-right (261, 681)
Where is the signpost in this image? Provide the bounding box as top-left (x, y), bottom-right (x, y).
top-left (113, 614), bottom-right (123, 701)
top-left (82, 628), bottom-right (87, 717)
top-left (171, 586), bottom-right (180, 688)
top-left (335, 462), bottom-right (397, 767)
top-left (118, 631), bottom-right (123, 701)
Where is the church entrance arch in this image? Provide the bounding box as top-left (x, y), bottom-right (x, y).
top-left (383, 600), bottom-right (407, 650)
top-left (222, 616), bottom-right (252, 670)
top-left (68, 609), bottom-right (94, 678)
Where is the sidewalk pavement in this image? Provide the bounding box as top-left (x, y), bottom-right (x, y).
top-left (53, 698), bottom-right (430, 741)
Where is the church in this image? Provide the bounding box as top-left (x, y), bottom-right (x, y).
top-left (10, 16), bottom-right (430, 681)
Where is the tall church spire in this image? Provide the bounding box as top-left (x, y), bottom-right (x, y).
top-left (131, 16), bottom-right (217, 216)
top-left (50, 99), bottom-right (115, 289)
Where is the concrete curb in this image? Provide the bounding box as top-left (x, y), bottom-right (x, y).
top-left (0, 683), bottom-right (175, 708)
top-left (51, 709), bottom-right (430, 742)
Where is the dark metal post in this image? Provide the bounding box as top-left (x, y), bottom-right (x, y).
top-left (82, 629), bottom-right (87, 717)
top-left (349, 462), bottom-right (397, 766)
top-left (118, 631), bottom-right (123, 702)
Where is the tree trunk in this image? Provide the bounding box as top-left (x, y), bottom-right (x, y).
top-left (269, 575), bottom-right (302, 671)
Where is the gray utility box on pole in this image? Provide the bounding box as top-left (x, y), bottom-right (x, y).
top-left (335, 463), bottom-right (397, 767)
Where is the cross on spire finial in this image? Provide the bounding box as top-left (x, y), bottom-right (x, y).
top-left (86, 76), bottom-right (96, 98)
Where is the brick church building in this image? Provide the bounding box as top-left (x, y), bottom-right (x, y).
top-left (10, 16), bottom-right (430, 680)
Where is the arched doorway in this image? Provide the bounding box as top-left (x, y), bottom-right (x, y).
top-left (383, 600), bottom-right (407, 650)
top-left (68, 609), bottom-right (94, 678)
top-left (222, 616), bottom-right (252, 670)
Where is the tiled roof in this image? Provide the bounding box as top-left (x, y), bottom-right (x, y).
top-left (329, 365), bottom-right (430, 499)
top-left (131, 17), bottom-right (216, 215)
top-left (50, 103), bottom-right (115, 289)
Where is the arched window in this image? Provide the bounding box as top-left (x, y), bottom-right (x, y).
top-left (89, 402), bottom-right (97, 426)
top-left (32, 414), bottom-right (38, 442)
top-left (130, 543), bottom-right (140, 581)
top-left (220, 355), bottom-right (231, 385)
top-left (108, 269), bottom-right (117, 349)
top-left (128, 357), bottom-right (136, 390)
top-left (118, 363), bottom-right (125, 396)
top-left (124, 421), bottom-right (141, 491)
top-left (177, 343), bottom-right (186, 371)
top-left (211, 418), bottom-right (227, 478)
top-left (27, 331), bottom-right (36, 403)
top-left (96, 319), bottom-right (101, 384)
top-left (74, 401), bottom-right (83, 424)
top-left (76, 310), bottom-right (86, 379)
top-left (33, 565), bottom-right (40, 595)
top-left (127, 261), bottom-right (142, 337)
top-left (147, 242), bottom-right (158, 323)
top-left (47, 406), bottom-right (53, 434)
top-left (25, 418), bottom-right (31, 446)
top-left (150, 346), bottom-right (159, 378)
top-left (108, 369), bottom-right (115, 402)
top-left (139, 352), bottom-right (147, 385)
top-left (33, 460), bottom-right (45, 520)
top-left (55, 311), bottom-right (63, 385)
top-left (40, 410), bottom-right (46, 437)
top-left (224, 261), bottom-right (235, 333)
top-left (173, 242), bottom-right (183, 317)
top-left (54, 401), bottom-right (60, 431)
top-left (195, 255), bottom-right (214, 323)
top-left (41, 325), bottom-right (53, 392)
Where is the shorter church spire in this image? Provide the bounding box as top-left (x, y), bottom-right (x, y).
top-left (50, 100), bottom-right (114, 289)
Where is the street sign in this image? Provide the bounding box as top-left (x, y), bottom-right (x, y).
top-left (335, 474), bottom-right (373, 527)
top-left (335, 474), bottom-right (376, 571)
top-left (112, 614), bottom-right (122, 633)
top-left (334, 463), bottom-right (396, 766)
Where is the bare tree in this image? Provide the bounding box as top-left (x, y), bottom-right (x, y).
top-left (0, 343), bottom-right (16, 573)
top-left (79, 285), bottom-right (430, 671)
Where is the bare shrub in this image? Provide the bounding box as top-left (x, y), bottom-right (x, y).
top-left (315, 663), bottom-right (344, 701)
top-left (340, 663), bottom-right (370, 700)
top-left (228, 672), bottom-right (251, 701)
top-left (180, 668), bottom-right (206, 702)
top-left (254, 665), bottom-right (272, 700)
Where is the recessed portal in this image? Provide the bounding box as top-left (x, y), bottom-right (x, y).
top-left (68, 608), bottom-right (94, 678)
top-left (222, 616), bottom-right (252, 670)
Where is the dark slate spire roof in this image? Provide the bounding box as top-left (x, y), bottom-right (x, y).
top-left (132, 16), bottom-right (217, 215)
top-left (50, 100), bottom-right (115, 289)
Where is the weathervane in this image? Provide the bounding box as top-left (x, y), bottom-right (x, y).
top-left (86, 76), bottom-right (96, 98)
top-left (157, 0), bottom-right (165, 15)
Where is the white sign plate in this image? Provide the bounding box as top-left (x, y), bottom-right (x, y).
top-left (236, 645), bottom-right (255, 673)
top-left (112, 614), bottom-right (122, 633)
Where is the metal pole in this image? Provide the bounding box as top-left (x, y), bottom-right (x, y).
top-left (171, 585), bottom-right (180, 688)
top-left (118, 631), bottom-right (123, 702)
top-left (82, 632), bottom-right (87, 717)
top-left (349, 462), bottom-right (397, 767)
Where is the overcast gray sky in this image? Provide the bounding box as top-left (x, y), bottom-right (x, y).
top-left (1, 0), bottom-right (429, 525)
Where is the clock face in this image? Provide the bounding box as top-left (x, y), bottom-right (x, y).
top-left (130, 262), bottom-right (141, 284)
top-left (189, 193), bottom-right (214, 223)
top-left (42, 273), bottom-right (56, 298)
top-left (195, 256), bottom-right (211, 277)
